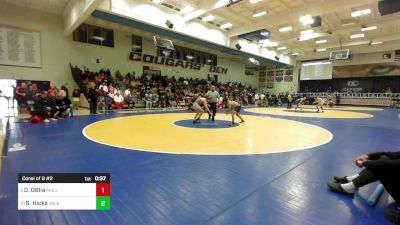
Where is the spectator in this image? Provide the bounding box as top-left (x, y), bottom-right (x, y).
top-left (73, 65), bottom-right (260, 111)
top-left (113, 92), bottom-right (125, 110)
top-left (61, 84), bottom-right (69, 98)
top-left (15, 82), bottom-right (27, 108)
top-left (145, 94), bottom-right (152, 111)
top-left (99, 82), bottom-right (108, 94)
top-left (31, 91), bottom-right (47, 122)
top-left (56, 91), bottom-right (72, 118)
top-left (105, 93), bottom-right (113, 111)
top-left (46, 91), bottom-right (58, 121)
top-left (287, 94), bottom-right (293, 109)
top-left (174, 94), bottom-right (180, 107)
top-left (72, 87), bottom-right (81, 110)
top-left (327, 151), bottom-right (400, 224)
top-left (260, 93), bottom-right (266, 107)
top-left (124, 88), bottom-right (134, 109)
top-left (87, 85), bottom-right (99, 114)
top-left (254, 93), bottom-right (260, 106)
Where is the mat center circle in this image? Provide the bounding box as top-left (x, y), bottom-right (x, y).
top-left (173, 119), bottom-right (240, 129)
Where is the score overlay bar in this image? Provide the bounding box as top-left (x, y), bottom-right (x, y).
top-left (18, 173), bottom-right (110, 210)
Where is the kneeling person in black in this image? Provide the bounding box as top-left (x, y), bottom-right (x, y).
top-left (327, 151), bottom-right (400, 224)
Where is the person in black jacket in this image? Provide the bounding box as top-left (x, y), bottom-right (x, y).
top-left (87, 86), bottom-right (99, 114)
top-left (327, 151), bottom-right (400, 224)
top-left (31, 92), bottom-right (47, 119)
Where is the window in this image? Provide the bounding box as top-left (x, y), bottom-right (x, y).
top-left (132, 35), bottom-right (142, 52)
top-left (72, 23), bottom-right (114, 48)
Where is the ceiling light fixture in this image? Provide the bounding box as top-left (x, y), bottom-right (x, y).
top-left (249, 57), bottom-right (260, 65)
top-left (277, 46), bottom-right (287, 50)
top-left (352, 9), bottom-right (371, 17)
top-left (361, 26), bottom-right (377, 31)
top-left (370, 41), bottom-right (382, 45)
top-left (153, 0), bottom-right (164, 4)
top-left (303, 61), bottom-right (331, 66)
top-left (350, 33), bottom-right (365, 39)
top-left (220, 22), bottom-right (233, 29)
top-left (260, 31), bottom-right (270, 36)
top-left (249, 0), bottom-right (262, 3)
top-left (299, 15), bottom-right (314, 25)
top-left (298, 33), bottom-right (321, 41)
top-left (279, 26), bottom-right (293, 32)
top-left (253, 11), bottom-right (267, 17)
top-left (180, 6), bottom-right (194, 14)
top-left (260, 40), bottom-right (278, 47)
top-left (315, 39), bottom-right (327, 44)
top-left (316, 48), bottom-right (326, 52)
top-left (300, 29), bottom-right (314, 35)
top-left (264, 41), bottom-right (278, 47)
top-left (291, 52), bottom-right (299, 56)
top-left (202, 15), bottom-right (215, 22)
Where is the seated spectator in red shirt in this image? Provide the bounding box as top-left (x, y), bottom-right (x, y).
top-left (15, 82), bottom-right (27, 108)
top-left (113, 92), bottom-right (125, 110)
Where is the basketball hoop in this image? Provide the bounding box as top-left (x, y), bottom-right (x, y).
top-left (153, 36), bottom-right (174, 50)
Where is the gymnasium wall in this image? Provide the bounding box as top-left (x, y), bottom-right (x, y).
top-left (265, 51), bottom-right (399, 94)
top-left (0, 2), bottom-right (258, 92)
top-left (333, 51), bottom-right (396, 66)
top-left (260, 63), bottom-right (300, 95)
top-left (125, 39), bottom-right (256, 86)
top-left (0, 2), bottom-right (76, 89)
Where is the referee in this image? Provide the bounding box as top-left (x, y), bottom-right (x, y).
top-left (206, 85), bottom-right (220, 121)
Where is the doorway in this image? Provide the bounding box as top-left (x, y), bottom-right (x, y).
top-left (0, 79), bottom-right (17, 117)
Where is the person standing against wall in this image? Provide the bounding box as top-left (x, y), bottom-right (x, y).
top-left (206, 85), bottom-right (220, 121)
top-left (287, 94), bottom-right (293, 109)
top-left (72, 87), bottom-right (81, 110)
top-left (87, 83), bottom-right (99, 114)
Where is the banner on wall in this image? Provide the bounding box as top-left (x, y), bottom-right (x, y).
top-left (143, 66), bottom-right (161, 76)
top-left (129, 52), bottom-right (228, 74)
top-left (333, 62), bottom-right (400, 78)
top-left (0, 24), bottom-right (41, 68)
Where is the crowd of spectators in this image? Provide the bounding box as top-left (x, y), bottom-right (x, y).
top-left (14, 81), bottom-right (76, 123)
top-left (14, 66), bottom-right (350, 123)
top-left (77, 67), bottom-right (262, 113)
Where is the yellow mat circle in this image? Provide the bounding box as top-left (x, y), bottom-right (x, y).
top-left (245, 108), bottom-right (373, 119)
top-left (83, 113), bottom-right (332, 155)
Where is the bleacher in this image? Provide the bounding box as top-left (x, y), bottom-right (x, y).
top-left (296, 92), bottom-right (400, 107)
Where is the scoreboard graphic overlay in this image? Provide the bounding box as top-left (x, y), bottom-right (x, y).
top-left (18, 173), bottom-right (110, 210)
